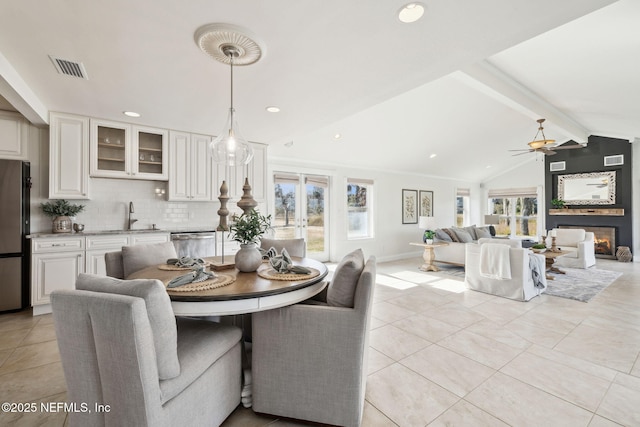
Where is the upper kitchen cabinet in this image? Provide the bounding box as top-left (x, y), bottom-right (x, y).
top-left (0, 110), bottom-right (29, 160)
top-left (49, 112), bottom-right (90, 199)
top-left (213, 142), bottom-right (267, 206)
top-left (90, 119), bottom-right (168, 180)
top-left (168, 131), bottom-right (212, 201)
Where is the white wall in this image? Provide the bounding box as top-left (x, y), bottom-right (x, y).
top-left (269, 158), bottom-right (478, 262)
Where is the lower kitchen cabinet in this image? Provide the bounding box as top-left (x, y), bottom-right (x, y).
top-left (32, 251), bottom-right (85, 313)
top-left (31, 232), bottom-right (170, 315)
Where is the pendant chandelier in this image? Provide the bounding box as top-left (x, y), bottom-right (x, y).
top-left (210, 46), bottom-right (253, 167)
top-left (195, 23), bottom-right (264, 167)
top-left (527, 118), bottom-right (555, 150)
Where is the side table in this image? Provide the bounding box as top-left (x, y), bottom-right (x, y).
top-left (410, 242), bottom-right (449, 272)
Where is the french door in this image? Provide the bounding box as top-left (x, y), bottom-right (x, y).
top-left (272, 172), bottom-right (329, 261)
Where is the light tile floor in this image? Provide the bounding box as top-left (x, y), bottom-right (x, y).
top-left (1, 258), bottom-right (639, 426)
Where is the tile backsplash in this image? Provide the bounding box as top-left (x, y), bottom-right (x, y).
top-left (32, 178), bottom-right (222, 233)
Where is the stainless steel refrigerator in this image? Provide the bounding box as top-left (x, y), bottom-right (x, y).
top-left (0, 160), bottom-right (30, 312)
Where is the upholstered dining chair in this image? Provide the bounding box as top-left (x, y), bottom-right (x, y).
top-left (51, 274), bottom-right (242, 427)
top-left (251, 249), bottom-right (376, 427)
top-left (105, 241), bottom-right (178, 279)
top-left (259, 237), bottom-right (306, 258)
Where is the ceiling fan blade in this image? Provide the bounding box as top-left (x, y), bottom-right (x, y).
top-left (542, 149), bottom-right (557, 155)
top-left (512, 150), bottom-right (533, 156)
top-left (508, 149), bottom-right (533, 152)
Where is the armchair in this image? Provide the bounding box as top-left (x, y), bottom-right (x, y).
top-left (51, 274), bottom-right (242, 427)
top-left (105, 241), bottom-right (178, 279)
top-left (547, 228), bottom-right (596, 269)
top-left (251, 254), bottom-right (376, 427)
top-left (465, 239), bottom-right (546, 301)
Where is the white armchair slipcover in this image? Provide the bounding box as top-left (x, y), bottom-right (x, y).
top-left (465, 239), bottom-right (546, 301)
top-left (547, 228), bottom-right (596, 269)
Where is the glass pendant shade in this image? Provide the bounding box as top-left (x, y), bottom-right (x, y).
top-left (210, 107), bottom-right (253, 167)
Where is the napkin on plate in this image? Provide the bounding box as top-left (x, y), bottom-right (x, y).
top-left (166, 256), bottom-right (206, 268)
top-left (167, 267), bottom-right (216, 288)
top-left (262, 247), bottom-right (312, 274)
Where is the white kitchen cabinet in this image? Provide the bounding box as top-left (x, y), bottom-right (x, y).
top-left (212, 142), bottom-right (268, 208)
top-left (0, 110), bottom-right (29, 160)
top-left (168, 131), bottom-right (212, 201)
top-left (49, 112), bottom-right (90, 199)
top-left (133, 125), bottom-right (168, 180)
top-left (31, 236), bottom-right (85, 315)
top-left (130, 232), bottom-right (170, 245)
top-left (85, 234), bottom-right (131, 275)
top-left (90, 119), bottom-right (168, 180)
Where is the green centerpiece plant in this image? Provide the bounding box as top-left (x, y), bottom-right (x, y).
top-left (551, 198), bottom-right (566, 209)
top-left (41, 199), bottom-right (86, 234)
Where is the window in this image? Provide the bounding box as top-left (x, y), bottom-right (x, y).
top-left (346, 178), bottom-right (374, 239)
top-left (456, 188), bottom-right (470, 227)
top-left (487, 187), bottom-right (538, 238)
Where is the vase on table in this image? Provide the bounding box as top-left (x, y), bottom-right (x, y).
top-left (235, 243), bottom-right (263, 272)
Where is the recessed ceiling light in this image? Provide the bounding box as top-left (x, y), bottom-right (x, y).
top-left (284, 141), bottom-right (293, 147)
top-left (486, 165), bottom-right (492, 169)
top-left (266, 106), bottom-right (280, 113)
top-left (123, 111), bottom-right (140, 117)
top-left (429, 153), bottom-right (437, 159)
top-left (398, 3), bottom-right (425, 23)
top-left (334, 133), bottom-right (342, 140)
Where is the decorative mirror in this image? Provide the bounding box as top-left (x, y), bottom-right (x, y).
top-left (557, 171), bottom-right (616, 205)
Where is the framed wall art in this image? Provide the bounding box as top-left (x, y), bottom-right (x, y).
top-left (402, 189), bottom-right (418, 224)
top-left (419, 190), bottom-right (433, 217)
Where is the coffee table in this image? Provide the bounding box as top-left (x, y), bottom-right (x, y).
top-left (541, 249), bottom-right (569, 280)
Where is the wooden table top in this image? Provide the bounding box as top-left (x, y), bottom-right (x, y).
top-left (127, 256), bottom-right (329, 302)
top-left (410, 242), bottom-right (450, 248)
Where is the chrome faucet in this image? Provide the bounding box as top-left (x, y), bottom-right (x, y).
top-left (128, 201), bottom-right (138, 230)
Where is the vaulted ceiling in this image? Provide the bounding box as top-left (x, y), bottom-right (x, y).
top-left (1, 0), bottom-right (637, 182)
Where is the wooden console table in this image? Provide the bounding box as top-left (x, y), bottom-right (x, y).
top-left (410, 242), bottom-right (449, 272)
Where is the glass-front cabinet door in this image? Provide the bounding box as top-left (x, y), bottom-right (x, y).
top-left (132, 125), bottom-right (168, 180)
top-left (90, 119), bottom-right (130, 178)
top-left (90, 119), bottom-right (168, 180)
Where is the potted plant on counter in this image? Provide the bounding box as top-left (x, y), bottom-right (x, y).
top-left (230, 209), bottom-right (272, 272)
top-left (41, 199), bottom-right (86, 233)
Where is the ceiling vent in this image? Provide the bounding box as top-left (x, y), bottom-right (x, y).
top-left (604, 154), bottom-right (623, 167)
top-left (49, 56), bottom-right (88, 79)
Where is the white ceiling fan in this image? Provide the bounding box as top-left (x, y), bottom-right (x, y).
top-left (510, 119), bottom-right (584, 156)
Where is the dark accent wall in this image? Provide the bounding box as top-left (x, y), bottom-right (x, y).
top-left (544, 135), bottom-right (633, 249)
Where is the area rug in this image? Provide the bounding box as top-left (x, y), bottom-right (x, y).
top-left (432, 264), bottom-right (622, 303)
top-left (544, 267), bottom-right (622, 302)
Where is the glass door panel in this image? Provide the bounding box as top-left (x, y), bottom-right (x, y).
top-left (273, 172), bottom-right (329, 261)
top-left (96, 125), bottom-right (127, 173)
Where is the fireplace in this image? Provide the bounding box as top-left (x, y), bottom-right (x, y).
top-left (559, 225), bottom-right (616, 259)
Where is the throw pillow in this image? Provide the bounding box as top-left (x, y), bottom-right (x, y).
top-left (475, 226), bottom-right (492, 239)
top-left (122, 242), bottom-right (178, 278)
top-left (463, 225), bottom-right (478, 240)
top-left (75, 273), bottom-right (180, 380)
top-left (452, 228), bottom-right (474, 243)
top-left (327, 248), bottom-right (365, 308)
top-left (442, 228), bottom-right (460, 242)
top-left (435, 228), bottom-right (453, 242)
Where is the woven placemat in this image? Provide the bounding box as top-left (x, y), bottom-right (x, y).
top-left (166, 274), bottom-right (235, 292)
top-left (257, 267), bottom-right (320, 281)
top-left (158, 262), bottom-right (209, 271)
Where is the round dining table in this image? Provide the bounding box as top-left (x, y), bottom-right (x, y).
top-left (126, 256), bottom-right (329, 317)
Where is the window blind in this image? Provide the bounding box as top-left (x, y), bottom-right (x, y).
top-left (487, 187), bottom-right (537, 198)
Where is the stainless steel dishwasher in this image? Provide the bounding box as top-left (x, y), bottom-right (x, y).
top-left (170, 231), bottom-right (216, 258)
